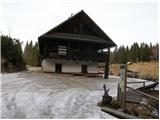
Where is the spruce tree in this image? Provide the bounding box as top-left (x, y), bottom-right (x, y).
top-left (28, 41), bottom-right (33, 65)
top-left (1, 35), bottom-right (25, 72)
top-left (33, 42), bottom-right (40, 66)
top-left (23, 41), bottom-right (29, 64)
top-left (130, 42), bottom-right (139, 62)
top-left (23, 41), bottom-right (40, 66)
top-left (126, 46), bottom-right (129, 62)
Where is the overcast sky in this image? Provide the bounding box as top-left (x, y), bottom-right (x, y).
top-left (0, 0), bottom-right (158, 49)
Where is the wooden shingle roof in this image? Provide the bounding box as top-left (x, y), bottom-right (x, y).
top-left (38, 10), bottom-right (116, 48)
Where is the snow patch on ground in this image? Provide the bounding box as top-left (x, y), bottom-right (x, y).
top-left (1, 72), bottom-right (154, 119)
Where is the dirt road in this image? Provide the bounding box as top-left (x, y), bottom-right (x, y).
top-left (1, 71), bottom-right (153, 118)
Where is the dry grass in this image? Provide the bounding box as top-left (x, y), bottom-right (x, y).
top-left (109, 61), bottom-right (159, 80)
top-left (110, 64), bottom-right (120, 76)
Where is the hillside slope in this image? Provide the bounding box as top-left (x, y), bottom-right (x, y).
top-left (110, 61), bottom-right (159, 80)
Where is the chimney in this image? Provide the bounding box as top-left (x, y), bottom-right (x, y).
top-left (68, 13), bottom-right (73, 19)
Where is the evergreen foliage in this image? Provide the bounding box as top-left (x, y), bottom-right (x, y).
top-left (110, 42), bottom-right (159, 64)
top-left (1, 35), bottom-right (26, 72)
top-left (23, 41), bottom-right (40, 66)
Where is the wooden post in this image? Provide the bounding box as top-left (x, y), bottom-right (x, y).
top-left (78, 43), bottom-right (80, 59)
top-left (119, 64), bottom-right (127, 112)
top-left (117, 83), bottom-right (120, 101)
top-left (104, 48), bottom-right (110, 79)
top-left (143, 81), bottom-right (145, 88)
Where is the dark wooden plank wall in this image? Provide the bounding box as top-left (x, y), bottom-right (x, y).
top-left (42, 41), bottom-right (108, 62)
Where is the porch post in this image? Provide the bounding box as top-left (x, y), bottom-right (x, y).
top-left (104, 48), bottom-right (110, 79)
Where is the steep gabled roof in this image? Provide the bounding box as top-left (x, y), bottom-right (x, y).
top-left (38, 10), bottom-right (116, 47)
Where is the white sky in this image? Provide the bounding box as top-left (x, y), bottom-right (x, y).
top-left (0, 0), bottom-right (159, 49)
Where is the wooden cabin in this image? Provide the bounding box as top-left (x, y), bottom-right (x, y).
top-left (38, 10), bottom-right (116, 78)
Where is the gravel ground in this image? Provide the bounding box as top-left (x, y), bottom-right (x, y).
top-left (1, 71), bottom-right (154, 119)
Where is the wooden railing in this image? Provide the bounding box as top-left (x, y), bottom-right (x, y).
top-left (127, 81), bottom-right (146, 88)
top-left (126, 86), bottom-right (159, 101)
top-left (45, 49), bottom-right (107, 62)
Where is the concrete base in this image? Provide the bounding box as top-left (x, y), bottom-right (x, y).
top-left (42, 58), bottom-right (98, 74)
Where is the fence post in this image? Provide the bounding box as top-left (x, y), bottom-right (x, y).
top-left (143, 81), bottom-right (145, 88)
top-left (119, 64), bottom-right (127, 112)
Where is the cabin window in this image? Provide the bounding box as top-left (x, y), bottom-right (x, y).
top-left (58, 45), bottom-right (67, 56)
top-left (88, 63), bottom-right (97, 71)
top-left (79, 24), bottom-right (85, 35)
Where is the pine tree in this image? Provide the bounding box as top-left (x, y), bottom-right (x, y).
top-left (114, 47), bottom-right (118, 63)
top-left (33, 42), bottom-right (40, 66)
top-left (110, 42), bottom-right (158, 63)
top-left (144, 44), bottom-right (150, 61)
top-left (23, 41), bottom-right (29, 64)
top-left (149, 42), bottom-right (153, 60)
top-left (139, 42), bottom-right (144, 61)
top-left (126, 46), bottom-right (129, 62)
top-left (119, 46), bottom-right (127, 63)
top-left (28, 41), bottom-right (33, 65)
top-left (23, 41), bottom-right (40, 66)
top-left (1, 35), bottom-right (25, 72)
top-left (130, 42), bottom-right (139, 62)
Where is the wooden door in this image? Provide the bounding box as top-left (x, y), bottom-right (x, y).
top-left (81, 65), bottom-right (87, 73)
top-left (55, 64), bottom-right (62, 73)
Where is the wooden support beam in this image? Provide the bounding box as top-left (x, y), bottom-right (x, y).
top-left (101, 107), bottom-right (137, 119)
top-left (104, 48), bottom-right (110, 79)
